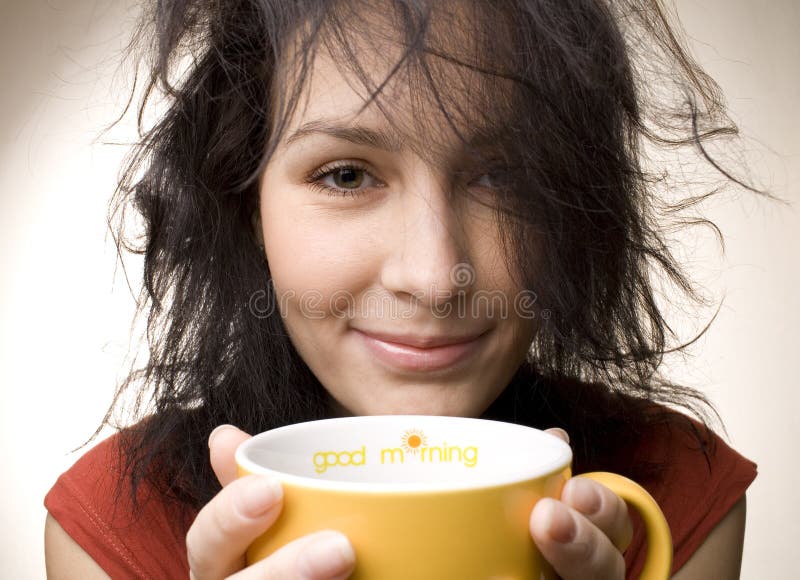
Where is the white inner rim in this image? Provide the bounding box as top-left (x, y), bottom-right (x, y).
top-left (236, 415), bottom-right (572, 492)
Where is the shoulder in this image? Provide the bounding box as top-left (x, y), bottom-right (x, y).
top-left (631, 409), bottom-right (757, 501)
top-left (621, 408), bottom-right (757, 577)
top-left (44, 431), bottom-right (194, 578)
top-left (45, 513), bottom-right (109, 579)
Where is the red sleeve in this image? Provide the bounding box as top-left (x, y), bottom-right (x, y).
top-left (44, 433), bottom-right (193, 579)
top-left (623, 419), bottom-right (757, 578)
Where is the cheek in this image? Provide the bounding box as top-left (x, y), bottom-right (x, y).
top-left (259, 198), bottom-right (377, 307)
top-left (470, 224), bottom-right (518, 294)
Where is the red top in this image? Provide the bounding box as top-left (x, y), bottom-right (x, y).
top-left (45, 418), bottom-right (756, 579)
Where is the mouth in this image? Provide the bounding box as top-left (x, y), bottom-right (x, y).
top-left (353, 329), bottom-right (488, 373)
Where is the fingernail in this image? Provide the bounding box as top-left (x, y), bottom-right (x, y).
top-left (298, 531), bottom-right (356, 579)
top-left (208, 424), bottom-right (235, 448)
top-left (550, 428), bottom-right (570, 444)
top-left (567, 478), bottom-right (601, 515)
top-left (544, 500), bottom-right (576, 543)
top-left (237, 476), bottom-right (283, 518)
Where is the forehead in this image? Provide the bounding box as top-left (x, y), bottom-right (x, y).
top-left (271, 0), bottom-right (518, 163)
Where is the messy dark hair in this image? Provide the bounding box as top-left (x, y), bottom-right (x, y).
top-left (105, 0), bottom-right (773, 511)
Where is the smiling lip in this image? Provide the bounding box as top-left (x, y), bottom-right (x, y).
top-left (354, 329), bottom-right (487, 372)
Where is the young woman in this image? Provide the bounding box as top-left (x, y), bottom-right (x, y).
top-left (44, 0), bottom-right (759, 578)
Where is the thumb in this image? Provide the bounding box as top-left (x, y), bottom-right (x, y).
top-left (208, 424), bottom-right (252, 487)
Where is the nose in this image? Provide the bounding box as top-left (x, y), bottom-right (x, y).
top-left (379, 172), bottom-right (474, 310)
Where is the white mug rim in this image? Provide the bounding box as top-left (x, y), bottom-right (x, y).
top-left (235, 415), bottom-right (573, 493)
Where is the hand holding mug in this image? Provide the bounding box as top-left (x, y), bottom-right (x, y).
top-left (186, 425), bottom-right (356, 580)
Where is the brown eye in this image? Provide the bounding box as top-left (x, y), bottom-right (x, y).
top-left (306, 162), bottom-right (381, 198)
top-left (332, 167), bottom-right (364, 189)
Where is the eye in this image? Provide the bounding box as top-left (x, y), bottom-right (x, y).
top-left (473, 173), bottom-right (494, 188)
top-left (470, 168), bottom-right (510, 192)
top-left (305, 162), bottom-right (383, 198)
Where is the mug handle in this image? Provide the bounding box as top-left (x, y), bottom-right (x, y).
top-left (576, 472), bottom-right (672, 580)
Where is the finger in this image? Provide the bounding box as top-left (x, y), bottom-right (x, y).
top-left (530, 498), bottom-right (625, 580)
top-left (562, 478), bottom-right (633, 552)
top-left (227, 530), bottom-right (356, 580)
top-left (187, 474), bottom-right (283, 580)
top-left (544, 427), bottom-right (570, 444)
top-left (209, 424), bottom-right (252, 486)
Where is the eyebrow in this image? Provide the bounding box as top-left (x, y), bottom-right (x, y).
top-left (284, 120), bottom-right (405, 153)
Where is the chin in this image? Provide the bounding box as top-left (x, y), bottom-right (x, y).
top-left (330, 379), bottom-right (497, 418)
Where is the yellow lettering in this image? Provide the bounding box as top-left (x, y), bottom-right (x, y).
top-left (312, 447), bottom-right (369, 472)
top-left (463, 446), bottom-right (478, 467)
top-left (324, 452), bottom-right (338, 471)
top-left (448, 444), bottom-right (462, 462)
top-left (313, 452), bottom-right (328, 473)
top-left (381, 447), bottom-right (405, 464)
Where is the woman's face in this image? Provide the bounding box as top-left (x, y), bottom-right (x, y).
top-left (258, 36), bottom-right (536, 418)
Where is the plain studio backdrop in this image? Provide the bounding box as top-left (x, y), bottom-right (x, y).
top-left (1, 1), bottom-right (797, 577)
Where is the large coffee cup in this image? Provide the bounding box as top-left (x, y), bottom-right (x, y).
top-left (236, 415), bottom-right (672, 579)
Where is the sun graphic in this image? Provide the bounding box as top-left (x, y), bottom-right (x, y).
top-left (401, 429), bottom-right (428, 454)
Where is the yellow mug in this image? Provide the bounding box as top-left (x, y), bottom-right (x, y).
top-left (236, 415), bottom-right (672, 579)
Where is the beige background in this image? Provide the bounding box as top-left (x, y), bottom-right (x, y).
top-left (1, 0), bottom-right (797, 577)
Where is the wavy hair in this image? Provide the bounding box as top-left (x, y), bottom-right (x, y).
top-left (104, 0), bottom-right (773, 510)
